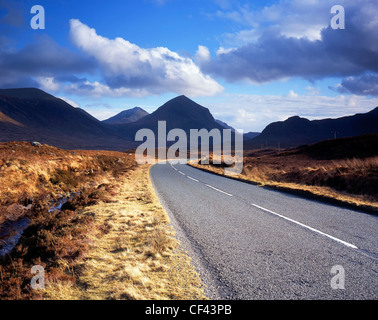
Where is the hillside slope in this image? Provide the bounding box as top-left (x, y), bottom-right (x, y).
top-left (0, 88), bottom-right (135, 150)
top-left (245, 107), bottom-right (378, 149)
top-left (103, 107), bottom-right (149, 125)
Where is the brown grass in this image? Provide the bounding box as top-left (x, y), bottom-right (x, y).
top-left (0, 190), bottom-right (99, 299)
top-left (0, 142), bottom-right (207, 300)
top-left (190, 151), bottom-right (378, 212)
top-left (0, 141), bottom-right (135, 223)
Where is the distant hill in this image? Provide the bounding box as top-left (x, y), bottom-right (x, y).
top-left (103, 107), bottom-right (149, 125)
top-left (0, 88), bottom-right (135, 150)
top-left (245, 107), bottom-right (378, 149)
top-left (243, 132), bottom-right (260, 140)
top-left (215, 120), bottom-right (260, 140)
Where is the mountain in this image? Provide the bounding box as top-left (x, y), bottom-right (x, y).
top-left (4, 88), bottom-right (376, 153)
top-left (0, 88), bottom-right (54, 99)
top-left (0, 88), bottom-right (135, 150)
top-left (245, 107), bottom-right (378, 149)
top-left (215, 119), bottom-right (260, 140)
top-left (0, 89), bottom-right (236, 150)
top-left (243, 132), bottom-right (260, 140)
top-left (215, 119), bottom-right (235, 131)
top-left (119, 95), bottom-right (226, 139)
top-left (103, 107), bottom-right (149, 125)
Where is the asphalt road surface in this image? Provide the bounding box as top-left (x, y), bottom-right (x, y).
top-left (150, 162), bottom-right (377, 300)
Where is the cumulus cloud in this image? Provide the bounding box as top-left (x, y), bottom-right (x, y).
top-left (68, 19), bottom-right (223, 97)
top-left (214, 0), bottom-right (331, 43)
top-left (0, 17), bottom-right (222, 98)
top-left (195, 45), bottom-right (211, 64)
top-left (201, 0), bottom-right (378, 94)
top-left (0, 36), bottom-right (95, 89)
top-left (36, 76), bottom-right (60, 92)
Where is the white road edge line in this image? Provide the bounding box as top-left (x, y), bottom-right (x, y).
top-left (206, 184), bottom-right (233, 197)
top-left (187, 175), bottom-right (199, 182)
top-left (178, 171), bottom-right (186, 176)
top-left (251, 203), bottom-right (358, 249)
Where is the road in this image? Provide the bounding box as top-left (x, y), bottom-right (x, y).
top-left (149, 162), bottom-right (377, 300)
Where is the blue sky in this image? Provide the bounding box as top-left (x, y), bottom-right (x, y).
top-left (1, 0), bottom-right (378, 131)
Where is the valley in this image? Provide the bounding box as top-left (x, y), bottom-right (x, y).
top-left (0, 88), bottom-right (377, 300)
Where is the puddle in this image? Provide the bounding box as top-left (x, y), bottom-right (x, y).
top-left (0, 217), bottom-right (30, 258)
top-left (48, 193), bottom-right (77, 212)
top-left (0, 193), bottom-right (79, 258)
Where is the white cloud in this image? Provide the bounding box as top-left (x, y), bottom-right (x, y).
top-left (35, 77), bottom-right (60, 92)
top-left (259, 0), bottom-right (330, 41)
top-left (64, 80), bottom-right (149, 98)
top-left (214, 0), bottom-right (329, 49)
top-left (200, 0), bottom-right (378, 86)
top-left (216, 46), bottom-right (236, 56)
top-left (287, 90), bottom-right (298, 98)
top-left (221, 29), bottom-right (260, 47)
top-left (213, 0), bottom-right (359, 49)
top-left (69, 19), bottom-right (223, 97)
top-left (195, 45), bottom-right (211, 64)
top-left (305, 86), bottom-right (321, 95)
top-left (58, 96), bottom-right (80, 108)
top-left (234, 108), bottom-right (257, 125)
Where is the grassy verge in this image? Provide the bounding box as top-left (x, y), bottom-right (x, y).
top-left (189, 153), bottom-right (378, 213)
top-left (42, 164), bottom-right (207, 300)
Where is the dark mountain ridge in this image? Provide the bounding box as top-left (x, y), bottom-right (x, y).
top-left (0, 89), bottom-right (233, 150)
top-left (245, 107), bottom-right (378, 149)
top-left (0, 88), bottom-right (134, 150)
top-left (1, 88), bottom-right (377, 152)
top-left (117, 95), bottom-right (226, 139)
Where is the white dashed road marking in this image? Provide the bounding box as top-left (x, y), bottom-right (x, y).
top-left (187, 176), bottom-right (199, 182)
top-left (205, 184), bottom-right (233, 197)
top-left (251, 203), bottom-right (358, 249)
top-left (171, 163), bottom-right (358, 250)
